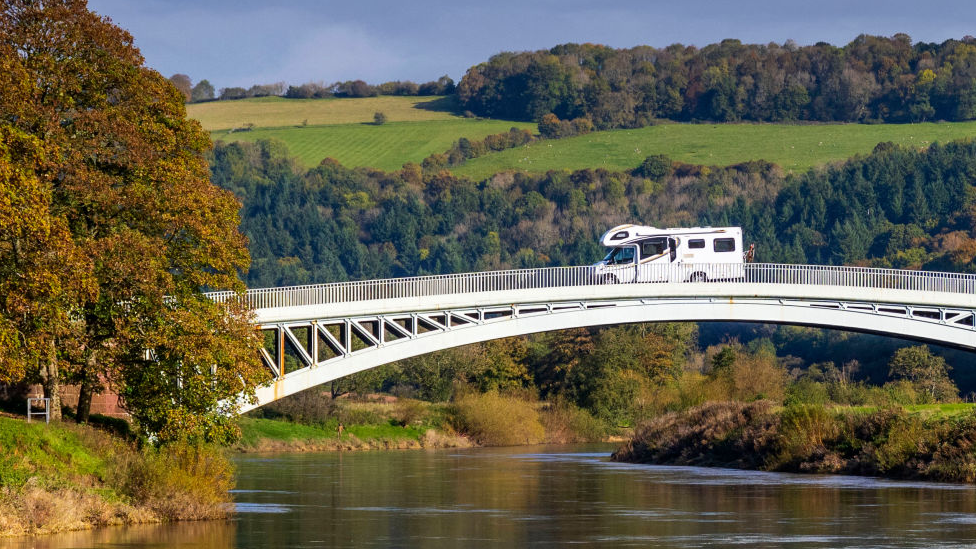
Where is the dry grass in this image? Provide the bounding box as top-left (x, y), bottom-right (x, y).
top-left (448, 391), bottom-right (545, 446)
top-left (540, 400), bottom-right (608, 444)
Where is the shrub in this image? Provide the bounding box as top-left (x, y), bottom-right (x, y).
top-left (613, 400), bottom-right (775, 467)
top-left (373, 111), bottom-right (387, 125)
top-left (541, 399), bottom-right (608, 443)
top-left (881, 380), bottom-right (924, 405)
top-left (784, 379), bottom-right (830, 406)
top-left (111, 442), bottom-right (234, 520)
top-left (538, 113), bottom-right (594, 139)
top-left (872, 413), bottom-right (929, 473)
top-left (773, 404), bottom-right (841, 468)
top-left (635, 154), bottom-right (673, 180)
top-left (393, 398), bottom-right (426, 427)
top-left (257, 388), bottom-right (336, 425)
top-left (449, 391), bottom-right (544, 446)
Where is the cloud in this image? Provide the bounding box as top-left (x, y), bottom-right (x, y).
top-left (87, 0), bottom-right (976, 90)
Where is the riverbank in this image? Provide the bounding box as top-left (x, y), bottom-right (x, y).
top-left (0, 417), bottom-right (232, 537)
top-left (612, 400), bottom-right (976, 483)
top-left (237, 392), bottom-right (610, 453)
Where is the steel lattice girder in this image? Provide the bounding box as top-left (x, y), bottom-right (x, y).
top-left (240, 297), bottom-right (976, 413)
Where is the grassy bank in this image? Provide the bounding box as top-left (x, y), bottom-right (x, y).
top-left (0, 417), bottom-right (232, 537)
top-left (239, 393), bottom-right (609, 453)
top-left (612, 401), bottom-right (976, 483)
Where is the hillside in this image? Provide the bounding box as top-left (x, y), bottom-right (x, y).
top-left (190, 96), bottom-right (976, 177)
top-left (214, 119), bottom-right (534, 171)
top-left (452, 121), bottom-right (976, 180)
top-left (190, 96), bottom-right (534, 171)
top-left (187, 95), bottom-right (461, 130)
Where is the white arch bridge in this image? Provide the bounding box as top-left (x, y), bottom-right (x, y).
top-left (208, 263), bottom-right (976, 412)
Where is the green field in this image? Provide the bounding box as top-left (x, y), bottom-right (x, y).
top-left (212, 119), bottom-right (535, 171)
top-left (187, 95), bottom-right (461, 131)
top-left (451, 121), bottom-right (976, 180)
top-left (193, 97), bottom-right (976, 177)
top-left (846, 402), bottom-right (976, 418)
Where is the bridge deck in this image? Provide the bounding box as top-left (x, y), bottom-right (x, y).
top-left (211, 263), bottom-right (976, 411)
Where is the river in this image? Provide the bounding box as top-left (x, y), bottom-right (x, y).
top-left (5, 444), bottom-right (976, 548)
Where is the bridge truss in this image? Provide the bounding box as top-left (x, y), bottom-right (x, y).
top-left (242, 296), bottom-right (976, 411)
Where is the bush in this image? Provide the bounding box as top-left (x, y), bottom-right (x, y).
top-left (112, 442), bottom-right (234, 521)
top-left (773, 404), bottom-right (841, 468)
top-left (449, 391), bottom-right (544, 446)
top-left (393, 398), bottom-right (426, 427)
top-left (538, 113), bottom-right (594, 139)
top-left (373, 111), bottom-right (387, 125)
top-left (541, 399), bottom-right (608, 443)
top-left (784, 379), bottom-right (830, 406)
top-left (635, 154), bottom-right (673, 179)
top-left (251, 388), bottom-right (336, 426)
top-left (612, 400), bottom-right (776, 467)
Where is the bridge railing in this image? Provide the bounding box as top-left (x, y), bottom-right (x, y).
top-left (206, 263), bottom-right (976, 310)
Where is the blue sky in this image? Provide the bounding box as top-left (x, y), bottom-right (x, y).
top-left (87, 0), bottom-right (976, 91)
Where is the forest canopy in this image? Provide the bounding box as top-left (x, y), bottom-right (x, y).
top-left (456, 35), bottom-right (976, 127)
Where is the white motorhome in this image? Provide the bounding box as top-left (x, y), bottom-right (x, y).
top-left (593, 224), bottom-right (746, 283)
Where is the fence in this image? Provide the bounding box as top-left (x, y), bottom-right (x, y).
top-left (205, 263), bottom-right (976, 311)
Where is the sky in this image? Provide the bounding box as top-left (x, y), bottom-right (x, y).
top-left (87, 0), bottom-right (976, 91)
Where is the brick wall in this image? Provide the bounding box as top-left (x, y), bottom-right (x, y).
top-left (25, 383), bottom-right (129, 418)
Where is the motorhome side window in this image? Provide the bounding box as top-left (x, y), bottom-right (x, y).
top-left (640, 238), bottom-right (667, 257)
top-left (714, 238), bottom-right (736, 252)
top-left (688, 239), bottom-right (705, 249)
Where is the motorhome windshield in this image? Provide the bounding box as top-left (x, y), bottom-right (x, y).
top-left (604, 246), bottom-right (635, 265)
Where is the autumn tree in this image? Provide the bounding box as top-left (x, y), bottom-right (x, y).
top-left (0, 126), bottom-right (92, 401)
top-left (0, 0), bottom-right (266, 438)
top-left (168, 73), bottom-right (192, 102)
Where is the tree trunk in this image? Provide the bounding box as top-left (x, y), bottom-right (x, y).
top-left (75, 351), bottom-right (103, 423)
top-left (76, 372), bottom-right (94, 424)
top-left (40, 341), bottom-right (62, 421)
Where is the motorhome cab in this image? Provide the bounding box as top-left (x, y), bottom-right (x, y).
top-left (594, 224), bottom-right (745, 283)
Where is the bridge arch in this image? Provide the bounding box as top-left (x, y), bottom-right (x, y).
top-left (242, 295), bottom-right (976, 413)
top-left (207, 263), bottom-right (976, 412)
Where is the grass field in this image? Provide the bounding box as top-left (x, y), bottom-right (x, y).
top-left (845, 402), bottom-right (976, 418)
top-left (187, 95), bottom-right (462, 131)
top-left (212, 119), bottom-right (534, 171)
top-left (192, 97), bottom-right (976, 177)
top-left (451, 121), bottom-right (976, 180)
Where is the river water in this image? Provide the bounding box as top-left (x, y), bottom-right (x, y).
top-left (7, 444), bottom-right (976, 548)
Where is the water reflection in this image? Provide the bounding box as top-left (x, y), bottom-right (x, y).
top-left (0, 521), bottom-right (234, 549)
top-left (4, 445), bottom-right (976, 548)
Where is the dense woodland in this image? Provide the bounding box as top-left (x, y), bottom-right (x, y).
top-left (457, 36), bottom-right (976, 126)
top-left (213, 139), bottom-right (976, 288)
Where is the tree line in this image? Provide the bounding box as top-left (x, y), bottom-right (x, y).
top-left (456, 35), bottom-right (976, 127)
top-left (167, 74), bottom-right (456, 103)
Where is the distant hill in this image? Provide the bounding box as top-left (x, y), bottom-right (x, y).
top-left (189, 96), bottom-right (534, 171)
top-left (190, 95), bottom-right (976, 178)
